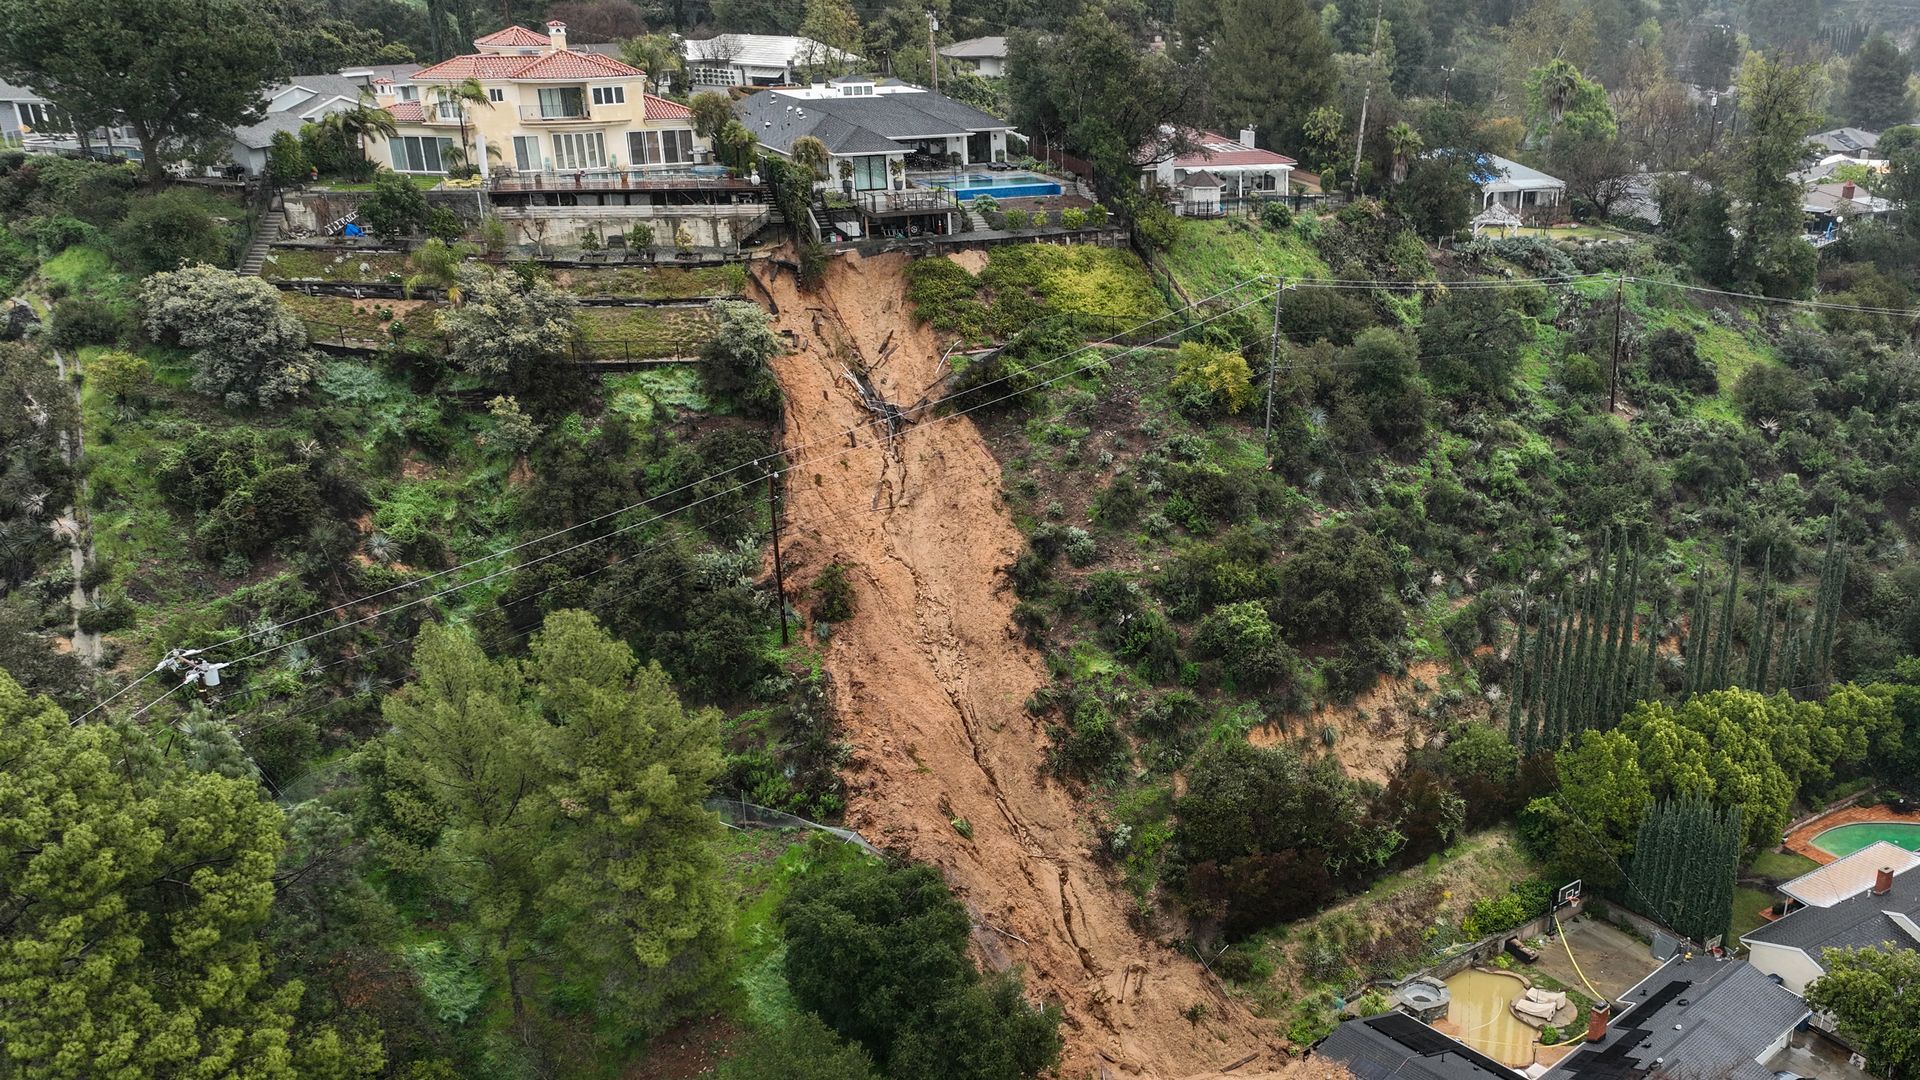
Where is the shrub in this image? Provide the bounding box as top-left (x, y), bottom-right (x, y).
top-left (360, 171), bottom-right (431, 240)
top-left (1733, 363), bottom-right (1813, 423)
top-left (48, 296), bottom-right (129, 349)
top-left (88, 349), bottom-right (150, 402)
top-left (265, 130), bottom-right (310, 188)
top-left (1084, 204), bottom-right (1110, 227)
top-left (139, 265), bottom-right (314, 408)
top-left (1002, 208), bottom-right (1032, 231)
top-left (904, 258), bottom-right (987, 336)
top-left (1260, 201), bottom-right (1294, 230)
top-left (1059, 206), bottom-right (1088, 229)
top-left (810, 562), bottom-right (855, 623)
top-left (700, 299), bottom-right (783, 415)
top-left (1194, 600), bottom-right (1300, 690)
top-left (483, 394), bottom-right (543, 454)
top-left (424, 206), bottom-right (463, 242)
top-left (439, 267), bottom-right (581, 391)
top-left (1558, 352), bottom-right (1606, 397)
top-left (113, 190), bottom-right (230, 273)
top-left (1643, 328), bottom-right (1717, 393)
top-left (1047, 694), bottom-right (1128, 780)
top-left (1169, 340), bottom-right (1256, 415)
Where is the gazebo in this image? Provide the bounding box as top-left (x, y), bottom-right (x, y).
top-left (1471, 202), bottom-right (1523, 238)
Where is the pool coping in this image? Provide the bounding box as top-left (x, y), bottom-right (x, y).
top-left (1783, 802), bottom-right (1920, 865)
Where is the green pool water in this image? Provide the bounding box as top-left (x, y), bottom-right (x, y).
top-left (1810, 821), bottom-right (1920, 857)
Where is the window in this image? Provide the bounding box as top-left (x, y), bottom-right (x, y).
top-left (513, 135), bottom-right (540, 172)
top-left (850, 154), bottom-right (888, 191)
top-left (395, 84), bottom-right (419, 101)
top-left (487, 87), bottom-right (505, 102)
top-left (591, 85), bottom-right (625, 106)
top-left (551, 131), bottom-right (605, 170)
top-left (436, 97), bottom-right (461, 121)
top-left (16, 101), bottom-right (53, 130)
top-left (628, 128), bottom-right (695, 166)
top-left (388, 135), bottom-right (456, 173)
top-left (538, 87), bottom-right (586, 118)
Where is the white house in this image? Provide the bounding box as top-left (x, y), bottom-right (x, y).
top-left (1142, 126), bottom-right (1296, 201)
top-left (939, 36), bottom-right (1008, 78)
top-left (1468, 153), bottom-right (1565, 211)
top-left (1742, 855), bottom-right (1920, 995)
top-left (0, 78), bottom-right (139, 158)
top-left (224, 68), bottom-right (422, 176)
top-left (684, 34), bottom-right (863, 92)
top-left (734, 77), bottom-right (1014, 188)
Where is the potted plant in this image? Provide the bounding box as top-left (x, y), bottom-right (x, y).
top-left (889, 158), bottom-right (904, 191)
top-left (838, 159), bottom-right (854, 198)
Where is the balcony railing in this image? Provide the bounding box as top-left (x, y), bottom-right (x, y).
top-left (485, 164), bottom-right (756, 193)
top-left (853, 188), bottom-right (960, 216)
top-left (518, 105), bottom-right (595, 123)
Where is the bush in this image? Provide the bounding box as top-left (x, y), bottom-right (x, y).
top-left (1733, 363), bottom-right (1813, 423)
top-left (140, 265), bottom-right (315, 407)
top-left (360, 171), bottom-right (431, 240)
top-left (700, 299), bottom-right (783, 415)
top-left (439, 267), bottom-right (581, 392)
top-left (810, 562), bottom-right (855, 623)
top-left (1558, 352), bottom-right (1605, 397)
top-left (1059, 207), bottom-right (1088, 229)
top-left (87, 349), bottom-right (150, 402)
top-left (1260, 201), bottom-right (1294, 230)
top-left (113, 190), bottom-right (230, 273)
top-left (1169, 340), bottom-right (1256, 415)
top-left (48, 296), bottom-right (129, 349)
top-left (1002, 208), bottom-right (1032, 231)
top-left (1194, 600), bottom-right (1299, 690)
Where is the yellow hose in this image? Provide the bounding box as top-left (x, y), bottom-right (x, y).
top-left (1553, 915), bottom-right (1605, 1001)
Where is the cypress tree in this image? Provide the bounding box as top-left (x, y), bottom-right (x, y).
top-left (1745, 548), bottom-right (1772, 690)
top-left (1640, 601), bottom-right (1661, 703)
top-left (1549, 591), bottom-right (1577, 748)
top-left (1528, 600), bottom-right (1554, 751)
top-left (1508, 594), bottom-right (1529, 746)
top-left (1573, 560), bottom-right (1602, 733)
top-left (1711, 540), bottom-right (1742, 691)
top-left (1685, 571), bottom-right (1711, 696)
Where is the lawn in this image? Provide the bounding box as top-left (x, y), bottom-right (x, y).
top-left (261, 247), bottom-right (411, 282)
top-left (1747, 848), bottom-right (1820, 881)
top-left (320, 176), bottom-right (441, 191)
top-left (282, 291), bottom-right (442, 344)
top-left (40, 244), bottom-right (133, 300)
top-left (1159, 216), bottom-right (1332, 301)
top-left (559, 264), bottom-right (748, 299)
top-left (1730, 886), bottom-right (1776, 940)
top-left (578, 304), bottom-right (718, 358)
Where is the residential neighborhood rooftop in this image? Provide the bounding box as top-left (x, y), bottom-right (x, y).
top-left (1161, 126), bottom-right (1297, 171)
top-left (736, 85), bottom-right (1011, 157)
top-left (1744, 857), bottom-right (1920, 955)
top-left (1318, 1011), bottom-right (1522, 1080)
top-left (1780, 841), bottom-right (1920, 908)
top-left (939, 36), bottom-right (1009, 60)
top-left (1545, 956), bottom-right (1810, 1080)
top-left (1808, 127), bottom-right (1881, 157)
top-left (684, 33), bottom-right (862, 68)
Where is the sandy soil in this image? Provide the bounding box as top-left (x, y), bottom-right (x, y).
top-left (754, 251), bottom-right (1288, 1078)
top-left (1248, 660), bottom-right (1448, 786)
top-left (947, 248), bottom-right (990, 274)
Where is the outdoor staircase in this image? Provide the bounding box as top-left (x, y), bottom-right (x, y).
top-left (966, 205), bottom-right (992, 233)
top-left (238, 210), bottom-right (284, 277)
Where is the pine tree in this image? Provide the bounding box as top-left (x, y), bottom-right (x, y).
top-left (1710, 541), bottom-right (1742, 691)
top-left (1509, 593), bottom-right (1529, 746)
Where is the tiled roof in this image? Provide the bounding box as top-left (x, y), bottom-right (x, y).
top-left (1547, 957), bottom-right (1810, 1080)
top-left (1318, 1012), bottom-right (1523, 1080)
top-left (411, 48), bottom-right (642, 82)
top-left (386, 100), bottom-right (426, 122)
top-left (644, 94), bottom-right (692, 120)
top-left (1745, 858), bottom-right (1920, 955)
top-left (474, 25), bottom-right (552, 47)
top-left (1178, 170), bottom-right (1223, 188)
top-left (1781, 842), bottom-right (1920, 908)
top-left (1164, 127), bottom-right (1296, 169)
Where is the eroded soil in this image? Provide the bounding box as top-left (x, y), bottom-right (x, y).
top-left (753, 251), bottom-right (1287, 1077)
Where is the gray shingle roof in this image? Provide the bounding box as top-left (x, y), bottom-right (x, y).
top-left (1318, 1012), bottom-right (1523, 1080)
top-left (1744, 861), bottom-right (1920, 957)
top-left (735, 88), bottom-right (1010, 157)
top-left (940, 35), bottom-right (1009, 59)
top-left (1547, 956), bottom-right (1809, 1080)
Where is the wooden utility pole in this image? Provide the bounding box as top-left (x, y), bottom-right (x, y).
top-left (768, 463), bottom-right (789, 646)
top-left (1608, 275), bottom-right (1624, 413)
top-left (928, 11), bottom-right (940, 95)
top-left (1350, 0), bottom-right (1386, 190)
top-left (1264, 280), bottom-right (1284, 456)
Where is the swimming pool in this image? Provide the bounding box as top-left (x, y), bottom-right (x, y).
top-left (1811, 821), bottom-right (1920, 857)
top-left (925, 170), bottom-right (1064, 201)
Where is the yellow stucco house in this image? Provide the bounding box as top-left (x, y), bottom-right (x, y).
top-left (376, 21), bottom-right (703, 178)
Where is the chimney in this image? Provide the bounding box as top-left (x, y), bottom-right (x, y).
top-left (1875, 866), bottom-right (1894, 896)
top-left (370, 77), bottom-right (396, 106)
top-left (1843, 180), bottom-right (1857, 200)
top-left (1240, 126), bottom-right (1258, 149)
top-left (547, 20), bottom-right (568, 51)
top-left (1586, 1002), bottom-right (1611, 1043)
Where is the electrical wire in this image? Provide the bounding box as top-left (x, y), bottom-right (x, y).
top-left (1621, 275), bottom-right (1920, 318)
top-left (108, 285), bottom-right (1279, 722)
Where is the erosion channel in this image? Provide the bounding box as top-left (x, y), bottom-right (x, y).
top-left (752, 251), bottom-right (1285, 1078)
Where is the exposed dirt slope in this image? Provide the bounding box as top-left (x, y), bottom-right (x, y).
top-left (754, 252), bottom-right (1286, 1078)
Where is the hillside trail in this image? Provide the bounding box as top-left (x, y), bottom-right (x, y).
top-left (751, 252), bottom-right (1286, 1078)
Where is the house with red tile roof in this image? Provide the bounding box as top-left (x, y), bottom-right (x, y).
top-left (375, 21), bottom-right (705, 179)
top-left (1141, 126), bottom-right (1298, 207)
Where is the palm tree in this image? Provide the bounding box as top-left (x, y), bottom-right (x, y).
top-left (620, 33), bottom-right (684, 96)
top-left (427, 78), bottom-right (493, 173)
top-left (1386, 122), bottom-right (1424, 184)
top-left (791, 136), bottom-right (831, 181)
top-left (326, 91), bottom-right (400, 178)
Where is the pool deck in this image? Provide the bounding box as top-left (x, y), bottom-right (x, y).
top-left (1784, 802), bottom-right (1920, 865)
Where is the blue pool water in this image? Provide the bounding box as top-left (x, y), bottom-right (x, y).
top-left (926, 171), bottom-right (1063, 200)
